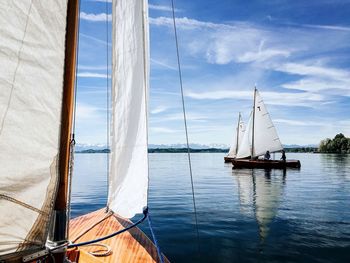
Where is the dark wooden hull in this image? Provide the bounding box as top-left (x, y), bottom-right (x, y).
top-left (224, 156), bottom-right (235, 163)
top-left (232, 159), bottom-right (301, 169)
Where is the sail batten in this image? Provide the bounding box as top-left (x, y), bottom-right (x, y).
top-left (108, 0), bottom-right (149, 218)
top-left (0, 0), bottom-right (69, 257)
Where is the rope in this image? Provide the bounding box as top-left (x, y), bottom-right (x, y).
top-left (170, 0), bottom-right (200, 253)
top-left (66, 207), bottom-right (148, 249)
top-left (147, 211), bottom-right (164, 263)
top-left (86, 243), bottom-right (112, 257)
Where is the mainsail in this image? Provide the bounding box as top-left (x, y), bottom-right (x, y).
top-left (108, 0), bottom-right (149, 218)
top-left (227, 113), bottom-right (246, 158)
top-left (0, 0), bottom-right (68, 256)
top-left (236, 89), bottom-right (283, 159)
top-left (253, 90), bottom-right (283, 157)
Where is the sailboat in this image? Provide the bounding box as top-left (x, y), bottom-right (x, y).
top-left (0, 0), bottom-right (168, 262)
top-left (224, 113), bottom-right (246, 163)
top-left (232, 88), bottom-right (301, 169)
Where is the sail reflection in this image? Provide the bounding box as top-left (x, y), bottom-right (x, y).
top-left (233, 169), bottom-right (286, 243)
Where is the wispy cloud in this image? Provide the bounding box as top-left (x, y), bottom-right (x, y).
top-left (149, 4), bottom-right (181, 12)
top-left (274, 119), bottom-right (324, 126)
top-left (303, 24), bottom-right (350, 32)
top-left (80, 12), bottom-right (111, 22)
top-left (151, 58), bottom-right (177, 70)
top-left (150, 127), bottom-right (179, 133)
top-left (80, 33), bottom-right (111, 46)
top-left (77, 72), bottom-right (110, 78)
top-left (151, 106), bottom-right (169, 114)
top-left (185, 90), bottom-right (324, 107)
top-left (78, 65), bottom-right (109, 71)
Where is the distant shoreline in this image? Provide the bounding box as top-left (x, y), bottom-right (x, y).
top-left (75, 147), bottom-right (319, 154)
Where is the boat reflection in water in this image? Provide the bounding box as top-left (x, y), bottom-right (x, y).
top-left (233, 168), bottom-right (286, 246)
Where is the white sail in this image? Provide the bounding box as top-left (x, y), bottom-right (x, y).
top-left (227, 115), bottom-right (246, 158)
top-left (236, 112), bottom-right (253, 159)
top-left (0, 0), bottom-right (68, 256)
top-left (253, 90), bottom-right (283, 157)
top-left (108, 0), bottom-right (149, 218)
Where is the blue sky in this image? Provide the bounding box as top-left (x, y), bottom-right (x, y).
top-left (75, 0), bottom-right (350, 147)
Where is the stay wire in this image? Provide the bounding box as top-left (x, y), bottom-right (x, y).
top-left (105, 0), bottom-right (110, 210)
top-left (170, 0), bottom-right (200, 255)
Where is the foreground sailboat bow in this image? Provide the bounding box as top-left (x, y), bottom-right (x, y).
top-left (0, 0), bottom-right (168, 262)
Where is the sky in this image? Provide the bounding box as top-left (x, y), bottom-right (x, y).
top-left (75, 0), bottom-right (350, 147)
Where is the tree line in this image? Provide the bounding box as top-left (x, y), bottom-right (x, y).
top-left (319, 133), bottom-right (350, 154)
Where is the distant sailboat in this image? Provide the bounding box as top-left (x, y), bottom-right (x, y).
top-left (0, 0), bottom-right (168, 262)
top-left (232, 88), bottom-right (300, 169)
top-left (224, 113), bottom-right (246, 163)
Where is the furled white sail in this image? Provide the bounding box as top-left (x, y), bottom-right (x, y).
top-left (0, 0), bottom-right (68, 257)
top-left (227, 115), bottom-right (246, 158)
top-left (108, 0), bottom-right (149, 218)
top-left (236, 112), bottom-right (253, 159)
top-left (253, 90), bottom-right (283, 157)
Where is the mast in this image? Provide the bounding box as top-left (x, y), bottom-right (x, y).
top-left (251, 87), bottom-right (257, 159)
top-left (47, 0), bottom-right (79, 258)
top-left (235, 112), bottom-right (241, 155)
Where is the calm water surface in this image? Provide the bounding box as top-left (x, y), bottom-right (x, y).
top-left (71, 153), bottom-right (350, 263)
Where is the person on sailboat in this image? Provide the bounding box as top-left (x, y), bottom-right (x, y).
top-left (281, 150), bottom-right (286, 162)
top-left (264, 151), bottom-right (271, 160)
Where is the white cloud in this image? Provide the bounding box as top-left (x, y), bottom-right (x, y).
top-left (277, 63), bottom-right (350, 80)
top-left (80, 33), bottom-right (111, 46)
top-left (77, 72), bottom-right (110, 78)
top-left (185, 89), bottom-right (324, 107)
top-left (150, 127), bottom-right (178, 133)
top-left (75, 103), bottom-right (104, 120)
top-left (151, 58), bottom-right (177, 70)
top-left (274, 119), bottom-right (324, 126)
top-left (150, 16), bottom-right (235, 30)
top-left (149, 4), bottom-right (180, 12)
top-left (303, 24), bottom-right (350, 32)
top-left (237, 49), bottom-right (290, 63)
top-left (78, 65), bottom-right (109, 71)
top-left (151, 106), bottom-right (168, 114)
top-left (80, 12), bottom-right (111, 22)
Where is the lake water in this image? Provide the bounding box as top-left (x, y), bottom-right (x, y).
top-left (70, 153), bottom-right (350, 263)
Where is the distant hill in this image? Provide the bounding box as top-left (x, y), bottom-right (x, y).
top-left (75, 143), bottom-right (318, 153)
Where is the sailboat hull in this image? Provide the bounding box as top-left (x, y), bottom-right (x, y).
top-left (67, 209), bottom-right (169, 263)
top-left (232, 159), bottom-right (301, 169)
top-left (224, 156), bottom-right (235, 163)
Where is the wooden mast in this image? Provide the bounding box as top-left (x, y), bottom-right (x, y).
top-left (48, 0), bottom-right (79, 259)
top-left (251, 87), bottom-right (257, 160)
top-left (235, 112), bottom-right (241, 155)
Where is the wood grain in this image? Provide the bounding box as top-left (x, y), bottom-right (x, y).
top-left (68, 209), bottom-right (169, 263)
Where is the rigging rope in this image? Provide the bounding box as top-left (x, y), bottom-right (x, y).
top-left (105, 0), bottom-right (110, 211)
top-left (147, 211), bottom-right (164, 263)
top-left (66, 208), bottom-right (148, 249)
top-left (170, 0), bottom-right (200, 254)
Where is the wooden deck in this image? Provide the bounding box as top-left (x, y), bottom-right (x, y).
top-left (68, 209), bottom-right (169, 263)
